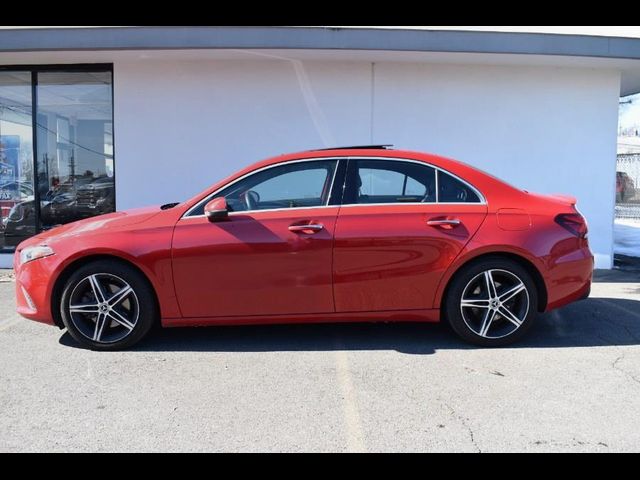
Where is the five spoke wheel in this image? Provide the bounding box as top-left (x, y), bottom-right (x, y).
top-left (459, 269), bottom-right (529, 340)
top-left (68, 273), bottom-right (140, 344)
top-left (445, 258), bottom-right (537, 346)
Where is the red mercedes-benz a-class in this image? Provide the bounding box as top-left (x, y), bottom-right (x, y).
top-left (14, 147), bottom-right (593, 350)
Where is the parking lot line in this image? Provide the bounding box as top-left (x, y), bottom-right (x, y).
top-left (333, 341), bottom-right (366, 453)
top-left (0, 318), bottom-right (21, 331)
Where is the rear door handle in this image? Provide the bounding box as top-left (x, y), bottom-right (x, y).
top-left (288, 224), bottom-right (324, 233)
top-left (427, 219), bottom-right (461, 229)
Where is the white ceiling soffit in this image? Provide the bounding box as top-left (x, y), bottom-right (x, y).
top-left (1, 26), bottom-right (640, 38)
top-left (1, 27), bottom-right (640, 95)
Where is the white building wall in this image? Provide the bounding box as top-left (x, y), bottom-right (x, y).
top-left (109, 60), bottom-right (620, 269)
top-left (113, 60), bottom-right (373, 209)
top-left (371, 63), bottom-right (621, 268)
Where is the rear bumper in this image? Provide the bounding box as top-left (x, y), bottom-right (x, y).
top-left (544, 246), bottom-right (593, 312)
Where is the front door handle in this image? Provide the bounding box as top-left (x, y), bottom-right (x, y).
top-left (288, 224), bottom-right (324, 234)
top-left (427, 218), bottom-right (461, 229)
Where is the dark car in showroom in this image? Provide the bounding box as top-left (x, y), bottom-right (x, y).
top-left (75, 176), bottom-right (115, 217)
top-left (0, 181), bottom-right (34, 231)
top-left (3, 176), bottom-right (115, 247)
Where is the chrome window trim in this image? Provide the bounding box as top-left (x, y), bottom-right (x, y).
top-left (185, 205), bottom-right (339, 219)
top-left (182, 157), bottom-right (341, 219)
top-left (182, 155), bottom-right (486, 219)
top-left (347, 156), bottom-right (486, 205)
top-left (325, 160), bottom-right (339, 206)
top-left (184, 201), bottom-right (483, 220)
top-left (338, 202), bottom-right (487, 208)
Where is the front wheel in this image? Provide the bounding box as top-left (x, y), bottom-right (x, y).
top-left (444, 258), bottom-right (538, 347)
top-left (60, 260), bottom-right (157, 351)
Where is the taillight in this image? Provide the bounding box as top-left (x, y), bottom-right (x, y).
top-left (555, 213), bottom-right (588, 238)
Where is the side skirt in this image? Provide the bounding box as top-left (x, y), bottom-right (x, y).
top-left (162, 309), bottom-right (440, 327)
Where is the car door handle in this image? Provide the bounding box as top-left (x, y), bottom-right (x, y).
top-left (427, 219), bottom-right (461, 229)
top-left (288, 224), bottom-right (324, 233)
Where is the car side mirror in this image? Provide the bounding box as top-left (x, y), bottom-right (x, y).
top-left (204, 197), bottom-right (229, 222)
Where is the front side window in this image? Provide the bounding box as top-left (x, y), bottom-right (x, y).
top-left (189, 160), bottom-right (337, 216)
top-left (346, 159), bottom-right (436, 205)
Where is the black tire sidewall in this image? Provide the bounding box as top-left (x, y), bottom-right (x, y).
top-left (60, 260), bottom-right (157, 351)
top-left (444, 257), bottom-right (538, 347)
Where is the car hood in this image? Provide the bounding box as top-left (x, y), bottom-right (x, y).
top-left (30, 206), bottom-right (163, 243)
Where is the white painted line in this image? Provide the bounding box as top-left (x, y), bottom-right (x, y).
top-left (333, 343), bottom-right (366, 453)
top-left (0, 318), bottom-right (22, 332)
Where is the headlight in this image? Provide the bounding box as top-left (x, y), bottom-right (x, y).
top-left (20, 245), bottom-right (54, 265)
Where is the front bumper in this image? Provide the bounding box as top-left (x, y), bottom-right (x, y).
top-left (14, 252), bottom-right (58, 326)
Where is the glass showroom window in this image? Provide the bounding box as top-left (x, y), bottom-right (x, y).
top-left (0, 66), bottom-right (114, 252)
top-left (0, 72), bottom-right (35, 252)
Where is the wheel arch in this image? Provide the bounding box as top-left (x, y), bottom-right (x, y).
top-left (436, 251), bottom-right (548, 315)
top-left (51, 254), bottom-right (160, 328)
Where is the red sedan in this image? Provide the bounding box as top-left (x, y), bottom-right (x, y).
top-left (14, 147), bottom-right (593, 350)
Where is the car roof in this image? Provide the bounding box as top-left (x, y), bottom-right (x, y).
top-left (180, 146), bottom-right (525, 214)
top-left (255, 147), bottom-right (476, 175)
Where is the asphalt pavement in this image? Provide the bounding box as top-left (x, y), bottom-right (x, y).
top-left (1, 268), bottom-right (639, 452)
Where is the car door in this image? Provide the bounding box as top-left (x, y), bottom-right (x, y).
top-left (333, 158), bottom-right (488, 312)
top-left (172, 158), bottom-right (341, 318)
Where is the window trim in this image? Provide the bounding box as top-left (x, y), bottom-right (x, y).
top-left (356, 164), bottom-right (431, 200)
top-left (342, 156), bottom-right (486, 206)
top-left (182, 155), bottom-right (486, 219)
top-left (183, 157), bottom-right (341, 218)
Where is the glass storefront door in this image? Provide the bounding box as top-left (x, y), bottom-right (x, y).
top-left (0, 66), bottom-right (114, 253)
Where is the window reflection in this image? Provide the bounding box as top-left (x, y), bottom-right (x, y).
top-left (0, 68), bottom-right (114, 252)
top-left (36, 71), bottom-right (114, 230)
top-left (0, 72), bottom-right (35, 251)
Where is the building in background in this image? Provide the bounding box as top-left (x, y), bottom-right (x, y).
top-left (615, 93), bottom-right (640, 258)
top-left (2, 26), bottom-right (640, 268)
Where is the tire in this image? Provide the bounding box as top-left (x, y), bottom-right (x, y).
top-left (444, 257), bottom-right (538, 347)
top-left (60, 259), bottom-right (158, 351)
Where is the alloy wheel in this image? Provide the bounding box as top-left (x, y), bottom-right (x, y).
top-left (68, 273), bottom-right (139, 344)
top-left (459, 269), bottom-right (529, 339)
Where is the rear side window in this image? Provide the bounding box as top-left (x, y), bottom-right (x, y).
top-left (346, 159), bottom-right (436, 205)
top-left (438, 170), bottom-right (481, 203)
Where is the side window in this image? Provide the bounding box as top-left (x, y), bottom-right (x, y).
top-left (253, 169), bottom-right (328, 203)
top-left (358, 169), bottom-right (406, 196)
top-left (347, 159), bottom-right (435, 205)
top-left (188, 160), bottom-right (337, 216)
top-left (438, 170), bottom-right (481, 203)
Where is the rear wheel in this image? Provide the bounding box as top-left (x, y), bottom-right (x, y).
top-left (60, 260), bottom-right (157, 351)
top-left (444, 258), bottom-right (538, 347)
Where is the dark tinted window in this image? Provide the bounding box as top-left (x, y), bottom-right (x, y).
top-left (346, 159), bottom-right (436, 205)
top-left (189, 160), bottom-right (337, 216)
top-left (438, 170), bottom-right (481, 203)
